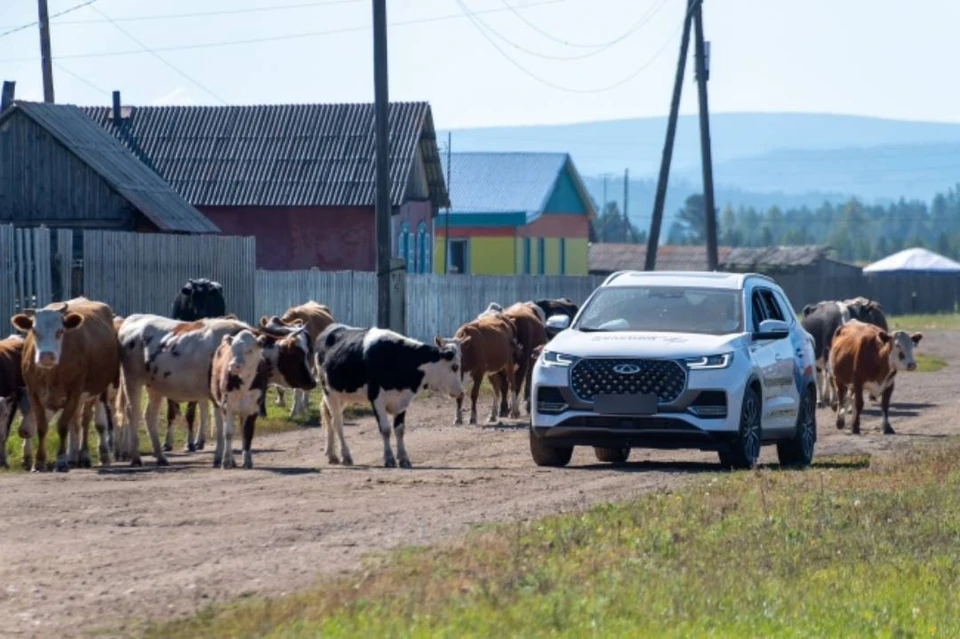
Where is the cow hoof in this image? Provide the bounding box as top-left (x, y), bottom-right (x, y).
top-left (342, 455), bottom-right (354, 466)
top-left (80, 457), bottom-right (92, 469)
top-left (222, 458), bottom-right (236, 470)
top-left (156, 457), bottom-right (170, 467)
top-left (242, 452), bottom-right (253, 469)
top-left (130, 458), bottom-right (143, 467)
top-left (186, 442), bottom-right (196, 453)
top-left (454, 417), bottom-right (463, 426)
top-left (399, 458), bottom-right (412, 469)
top-left (196, 441), bottom-right (206, 451)
top-left (22, 458), bottom-right (32, 471)
top-left (162, 443), bottom-right (173, 453)
top-left (0, 460), bottom-right (7, 470)
top-left (54, 462), bottom-right (70, 473)
top-left (384, 457), bottom-right (397, 468)
top-left (327, 455), bottom-right (341, 465)
top-left (883, 426), bottom-right (896, 435)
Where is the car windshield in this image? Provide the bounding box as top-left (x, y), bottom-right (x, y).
top-left (574, 286), bottom-right (744, 335)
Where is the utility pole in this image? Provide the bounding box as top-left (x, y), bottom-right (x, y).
top-left (372, 0), bottom-right (391, 329)
top-left (443, 131), bottom-right (451, 274)
top-left (645, 0), bottom-right (697, 270)
top-left (623, 168), bottom-right (629, 242)
top-left (37, 0), bottom-right (55, 103)
top-left (693, 2), bottom-right (718, 270)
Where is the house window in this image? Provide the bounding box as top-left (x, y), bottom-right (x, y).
top-left (559, 238), bottom-right (566, 274)
top-left (537, 237), bottom-right (545, 274)
top-left (417, 221), bottom-right (428, 274)
top-left (449, 239), bottom-right (468, 274)
top-left (523, 237), bottom-right (531, 274)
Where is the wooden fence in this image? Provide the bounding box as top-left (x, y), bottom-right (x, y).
top-left (773, 271), bottom-right (960, 316)
top-left (82, 230), bottom-right (257, 323)
top-left (0, 225), bottom-right (72, 321)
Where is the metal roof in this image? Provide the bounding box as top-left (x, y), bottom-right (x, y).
top-left (81, 102), bottom-right (449, 209)
top-left (447, 152), bottom-right (595, 219)
top-left (3, 101), bottom-right (220, 234)
top-left (589, 243), bottom-right (734, 273)
top-left (721, 245), bottom-right (832, 270)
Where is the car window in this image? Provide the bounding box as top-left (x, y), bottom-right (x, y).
top-left (751, 291), bottom-right (767, 332)
top-left (772, 290), bottom-right (796, 324)
top-left (575, 286), bottom-right (743, 335)
top-left (759, 289), bottom-right (784, 321)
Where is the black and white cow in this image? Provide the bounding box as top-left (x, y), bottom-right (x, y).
top-left (801, 297), bottom-right (888, 407)
top-left (317, 325), bottom-right (463, 468)
top-left (532, 297), bottom-right (579, 340)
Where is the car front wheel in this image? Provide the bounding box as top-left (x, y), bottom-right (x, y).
top-left (594, 446), bottom-right (630, 463)
top-left (530, 429), bottom-right (573, 467)
top-left (777, 387), bottom-right (816, 468)
top-left (719, 384), bottom-right (762, 470)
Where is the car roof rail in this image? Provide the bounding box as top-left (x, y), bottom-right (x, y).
top-left (601, 270), bottom-right (630, 286)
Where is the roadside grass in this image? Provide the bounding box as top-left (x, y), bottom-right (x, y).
top-left (142, 440), bottom-right (960, 639)
top-left (796, 311), bottom-right (960, 331)
top-left (915, 352), bottom-right (947, 372)
top-left (1, 387), bottom-right (373, 472)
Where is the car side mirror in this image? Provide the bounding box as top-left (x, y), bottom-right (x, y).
top-left (754, 318), bottom-right (789, 341)
top-left (546, 314), bottom-right (570, 332)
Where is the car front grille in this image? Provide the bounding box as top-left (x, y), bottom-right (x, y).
top-left (570, 358), bottom-right (686, 404)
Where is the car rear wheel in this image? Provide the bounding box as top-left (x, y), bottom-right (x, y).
top-left (529, 429), bottom-right (573, 467)
top-left (719, 384), bottom-right (762, 470)
top-left (777, 387), bottom-right (816, 468)
top-left (594, 446), bottom-right (630, 463)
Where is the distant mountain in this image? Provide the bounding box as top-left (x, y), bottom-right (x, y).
top-left (440, 113), bottom-right (960, 222)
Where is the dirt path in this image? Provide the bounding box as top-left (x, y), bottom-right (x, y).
top-left (2, 331), bottom-right (958, 638)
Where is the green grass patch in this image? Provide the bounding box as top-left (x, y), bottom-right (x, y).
top-left (143, 440), bottom-right (960, 639)
top-left (2, 387), bottom-right (373, 471)
top-left (914, 352), bottom-right (947, 373)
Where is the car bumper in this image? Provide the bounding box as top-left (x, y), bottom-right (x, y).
top-left (531, 358), bottom-right (750, 452)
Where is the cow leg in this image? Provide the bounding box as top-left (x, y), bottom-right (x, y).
top-left (53, 395), bottom-right (82, 472)
top-left (17, 395), bottom-right (36, 470)
top-left (469, 372), bottom-right (482, 425)
top-left (163, 400), bottom-right (179, 452)
top-left (123, 379), bottom-right (144, 467)
top-left (220, 411), bottom-right (237, 469)
top-left (454, 377), bottom-right (465, 426)
top-left (143, 391), bottom-right (170, 466)
top-left (274, 386), bottom-right (286, 407)
top-left (95, 395), bottom-right (113, 467)
top-left (371, 398), bottom-right (396, 468)
top-left (290, 389), bottom-right (306, 419)
top-left (321, 394), bottom-right (353, 466)
top-left (880, 383), bottom-right (895, 435)
top-left (851, 384), bottom-right (864, 435)
top-left (212, 407), bottom-right (225, 467)
top-left (394, 411), bottom-right (411, 469)
top-left (496, 371), bottom-right (510, 417)
top-left (76, 399), bottom-right (95, 469)
top-left (193, 400), bottom-right (209, 451)
top-left (241, 413), bottom-right (257, 469)
top-left (834, 383), bottom-right (847, 430)
top-left (511, 360), bottom-right (527, 419)
top-left (488, 373), bottom-right (503, 424)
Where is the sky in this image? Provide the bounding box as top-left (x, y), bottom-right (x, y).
top-left (1, 0), bottom-right (959, 130)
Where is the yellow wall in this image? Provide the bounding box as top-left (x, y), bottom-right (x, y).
top-left (544, 237), bottom-right (560, 274)
top-left (469, 236), bottom-right (516, 274)
top-left (435, 234), bottom-right (587, 275)
top-left (433, 236), bottom-right (446, 274)
top-left (563, 237), bottom-right (589, 275)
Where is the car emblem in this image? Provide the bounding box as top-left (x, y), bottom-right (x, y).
top-left (612, 363), bottom-right (641, 375)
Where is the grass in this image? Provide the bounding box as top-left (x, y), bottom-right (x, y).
top-left (1, 387), bottom-right (373, 471)
top-left (141, 440), bottom-right (960, 639)
top-left (914, 352), bottom-right (947, 372)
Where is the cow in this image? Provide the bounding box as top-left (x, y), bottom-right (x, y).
top-left (116, 314), bottom-right (316, 467)
top-left (261, 300), bottom-right (334, 417)
top-left (829, 319), bottom-right (922, 435)
top-left (449, 314), bottom-right (522, 425)
top-left (800, 297), bottom-right (887, 408)
top-left (11, 297), bottom-right (120, 472)
top-left (317, 325), bottom-right (463, 468)
top-left (498, 302), bottom-right (548, 416)
top-left (532, 297), bottom-right (579, 340)
top-left (209, 329), bottom-right (270, 469)
top-left (164, 278), bottom-right (228, 453)
top-left (0, 333), bottom-right (34, 469)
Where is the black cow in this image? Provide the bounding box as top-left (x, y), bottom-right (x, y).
top-left (801, 297), bottom-right (888, 407)
top-left (532, 297), bottom-right (579, 340)
top-left (316, 325), bottom-right (464, 468)
top-left (166, 278), bottom-right (227, 453)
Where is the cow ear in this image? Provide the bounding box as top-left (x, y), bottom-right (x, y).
top-left (877, 331), bottom-right (891, 344)
top-left (62, 313), bottom-right (84, 330)
top-left (222, 334), bottom-right (233, 345)
top-left (910, 332), bottom-right (923, 345)
top-left (434, 335), bottom-right (443, 348)
top-left (259, 315), bottom-right (270, 327)
top-left (11, 314), bottom-right (33, 332)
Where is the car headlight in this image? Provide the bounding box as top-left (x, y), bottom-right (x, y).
top-left (685, 353), bottom-right (733, 370)
top-left (541, 350), bottom-right (578, 367)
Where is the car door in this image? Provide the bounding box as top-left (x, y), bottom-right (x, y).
top-left (756, 287), bottom-right (800, 431)
top-left (746, 286), bottom-right (780, 425)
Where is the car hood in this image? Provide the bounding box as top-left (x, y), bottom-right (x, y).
top-left (545, 329), bottom-right (745, 359)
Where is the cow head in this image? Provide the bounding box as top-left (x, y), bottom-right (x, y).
top-left (478, 302), bottom-right (503, 318)
top-left (11, 304), bottom-right (84, 368)
top-left (428, 336), bottom-right (464, 399)
top-left (260, 315), bottom-right (305, 335)
top-left (260, 326), bottom-right (317, 391)
top-left (879, 330), bottom-right (923, 372)
top-left (221, 330), bottom-right (267, 381)
top-left (177, 278), bottom-right (226, 320)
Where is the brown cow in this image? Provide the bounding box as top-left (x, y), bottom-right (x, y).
top-left (0, 333), bottom-right (35, 469)
top-left (829, 319), bottom-right (922, 435)
top-left (497, 302), bottom-right (547, 417)
top-left (450, 314), bottom-right (523, 425)
top-left (261, 300), bottom-right (334, 417)
top-left (11, 297), bottom-right (120, 471)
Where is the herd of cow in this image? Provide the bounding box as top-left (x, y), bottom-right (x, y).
top-left (0, 277), bottom-right (579, 472)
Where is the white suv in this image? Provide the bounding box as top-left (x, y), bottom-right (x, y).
top-left (530, 271), bottom-right (817, 470)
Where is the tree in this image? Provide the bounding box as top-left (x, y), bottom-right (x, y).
top-left (590, 201), bottom-right (646, 243)
top-left (675, 194), bottom-right (706, 244)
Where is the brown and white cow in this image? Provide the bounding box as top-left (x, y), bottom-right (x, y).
top-left (261, 300), bottom-right (334, 417)
top-left (0, 333), bottom-right (35, 469)
top-left (210, 329), bottom-right (270, 469)
top-left (498, 302), bottom-right (547, 416)
top-left (11, 297), bottom-right (120, 472)
top-left (450, 314), bottom-right (522, 425)
top-left (829, 319), bottom-right (922, 435)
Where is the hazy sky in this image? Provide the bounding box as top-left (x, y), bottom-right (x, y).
top-left (1, 0), bottom-right (957, 129)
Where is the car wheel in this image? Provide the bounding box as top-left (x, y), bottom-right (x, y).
top-left (529, 428), bottom-right (573, 467)
top-left (719, 384), bottom-right (762, 470)
top-left (777, 387), bottom-right (816, 468)
top-left (594, 446), bottom-right (630, 463)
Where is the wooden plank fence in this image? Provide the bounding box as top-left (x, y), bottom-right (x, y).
top-left (255, 270), bottom-right (377, 328)
top-left (0, 225), bottom-right (73, 321)
top-left (82, 230), bottom-right (257, 323)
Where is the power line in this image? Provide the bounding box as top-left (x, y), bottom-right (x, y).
top-left (464, 0), bottom-right (670, 62)
top-left (0, 0), bottom-right (96, 39)
top-left (53, 60), bottom-right (109, 95)
top-left (40, 0), bottom-right (358, 26)
top-left (456, 0), bottom-right (694, 94)
top-left (499, 0), bottom-right (668, 50)
top-left (88, 5), bottom-right (228, 104)
top-left (0, 0), bottom-right (569, 63)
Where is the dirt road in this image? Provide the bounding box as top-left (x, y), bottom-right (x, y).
top-left (1, 330), bottom-right (957, 638)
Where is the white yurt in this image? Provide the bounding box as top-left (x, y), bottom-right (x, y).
top-left (863, 247), bottom-right (960, 274)
top-left (862, 247), bottom-right (960, 314)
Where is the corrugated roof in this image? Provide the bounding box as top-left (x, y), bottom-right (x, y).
top-left (81, 102), bottom-right (449, 209)
top-left (589, 243), bottom-right (734, 273)
top-left (447, 152), bottom-right (595, 218)
top-left (721, 245), bottom-right (831, 270)
top-left (3, 101), bottom-right (219, 234)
